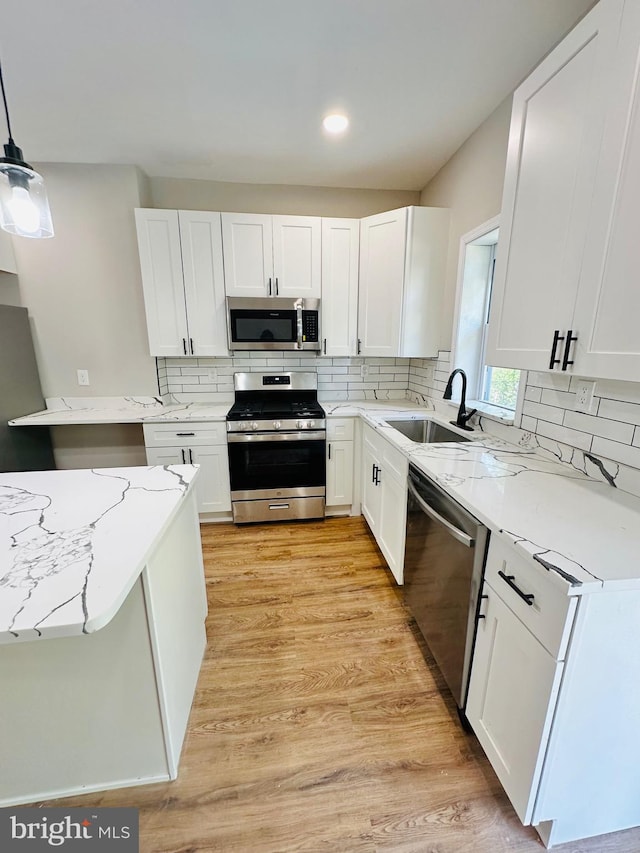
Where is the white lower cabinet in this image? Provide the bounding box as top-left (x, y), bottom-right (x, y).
top-left (143, 422), bottom-right (231, 517)
top-left (360, 423), bottom-right (408, 583)
top-left (467, 534), bottom-right (640, 848)
top-left (466, 580), bottom-right (565, 825)
top-left (326, 418), bottom-right (356, 508)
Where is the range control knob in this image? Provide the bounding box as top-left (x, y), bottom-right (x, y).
top-left (296, 420), bottom-right (304, 429)
top-left (273, 420), bottom-right (281, 430)
top-left (251, 421), bottom-right (259, 431)
top-left (308, 420), bottom-right (315, 429)
top-left (239, 422), bottom-right (249, 431)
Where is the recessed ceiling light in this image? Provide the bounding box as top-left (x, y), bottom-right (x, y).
top-left (323, 114), bottom-right (349, 134)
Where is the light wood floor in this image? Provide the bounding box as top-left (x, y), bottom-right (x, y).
top-left (37, 517), bottom-right (640, 852)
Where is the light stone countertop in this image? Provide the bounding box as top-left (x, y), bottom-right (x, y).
top-left (0, 465), bottom-right (199, 644)
top-left (9, 396), bottom-right (640, 593)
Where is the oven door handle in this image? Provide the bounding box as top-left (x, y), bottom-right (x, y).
top-left (407, 478), bottom-right (474, 548)
top-left (227, 431), bottom-right (326, 443)
top-left (295, 299), bottom-right (304, 349)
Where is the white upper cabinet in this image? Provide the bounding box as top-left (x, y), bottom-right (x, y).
top-left (487, 0), bottom-right (640, 381)
top-left (222, 213), bottom-right (321, 298)
top-left (135, 209), bottom-right (228, 358)
top-left (321, 218), bottom-right (359, 356)
top-left (221, 213), bottom-right (273, 297)
top-left (358, 206), bottom-right (449, 358)
top-left (571, 1), bottom-right (640, 381)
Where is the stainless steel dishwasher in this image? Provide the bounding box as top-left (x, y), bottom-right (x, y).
top-left (404, 464), bottom-right (489, 714)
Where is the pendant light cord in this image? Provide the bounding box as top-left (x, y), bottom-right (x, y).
top-left (0, 62), bottom-right (15, 142)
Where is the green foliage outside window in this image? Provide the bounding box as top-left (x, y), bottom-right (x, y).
top-left (483, 367), bottom-right (520, 410)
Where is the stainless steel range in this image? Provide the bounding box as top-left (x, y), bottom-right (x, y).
top-left (226, 372), bottom-right (326, 524)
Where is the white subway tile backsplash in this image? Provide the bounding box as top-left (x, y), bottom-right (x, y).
top-left (522, 400), bottom-right (564, 424)
top-left (159, 351), bottom-right (640, 500)
top-left (535, 419), bottom-right (593, 452)
top-left (592, 436), bottom-right (640, 470)
top-left (563, 410), bottom-right (635, 444)
top-left (597, 397), bottom-right (640, 427)
top-left (541, 388), bottom-right (576, 409)
top-left (528, 372), bottom-right (572, 392)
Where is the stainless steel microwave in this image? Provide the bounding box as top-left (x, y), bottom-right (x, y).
top-left (226, 297), bottom-right (321, 351)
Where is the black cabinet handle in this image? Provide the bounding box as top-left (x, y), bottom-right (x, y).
top-left (275, 277), bottom-right (279, 295)
top-left (181, 448), bottom-right (186, 464)
top-left (323, 338), bottom-right (327, 355)
top-left (268, 277), bottom-right (272, 296)
top-left (176, 432), bottom-right (195, 437)
top-left (498, 570), bottom-right (535, 606)
top-left (190, 337), bottom-right (194, 355)
top-left (549, 330), bottom-right (564, 369)
top-left (182, 338), bottom-right (188, 355)
top-left (189, 448), bottom-right (194, 464)
top-left (374, 465), bottom-right (381, 486)
top-left (357, 339), bottom-right (362, 355)
top-left (328, 443), bottom-right (332, 460)
top-left (477, 593), bottom-right (489, 620)
top-left (561, 330), bottom-right (577, 371)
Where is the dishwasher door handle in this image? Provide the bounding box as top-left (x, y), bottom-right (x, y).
top-left (407, 478), bottom-right (474, 548)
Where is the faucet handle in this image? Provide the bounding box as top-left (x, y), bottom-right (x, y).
top-left (459, 408), bottom-right (477, 429)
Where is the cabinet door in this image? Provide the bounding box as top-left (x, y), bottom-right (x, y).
top-left (135, 209), bottom-right (190, 357)
top-left (222, 213), bottom-right (273, 297)
top-left (361, 428), bottom-right (381, 533)
top-left (326, 440), bottom-right (354, 506)
top-left (178, 211), bottom-right (228, 357)
top-left (571, 2), bottom-right (640, 382)
top-left (321, 218), bottom-right (359, 356)
top-left (486, 1), bottom-right (625, 372)
top-left (272, 215), bottom-right (321, 297)
top-left (466, 582), bottom-right (564, 825)
top-left (358, 209), bottom-right (406, 356)
top-left (377, 468), bottom-right (407, 585)
top-left (146, 445), bottom-right (231, 514)
top-left (189, 446), bottom-right (231, 514)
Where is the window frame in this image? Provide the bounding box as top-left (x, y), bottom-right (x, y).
top-left (451, 216), bottom-right (524, 424)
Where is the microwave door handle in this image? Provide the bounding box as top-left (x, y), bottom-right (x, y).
top-left (407, 478), bottom-right (474, 548)
top-left (296, 300), bottom-right (303, 349)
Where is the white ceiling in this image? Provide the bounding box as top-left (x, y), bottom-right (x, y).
top-left (0, 0), bottom-right (595, 191)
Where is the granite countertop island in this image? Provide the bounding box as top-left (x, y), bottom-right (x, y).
top-left (0, 464), bottom-right (199, 642)
top-left (0, 463), bottom-right (208, 807)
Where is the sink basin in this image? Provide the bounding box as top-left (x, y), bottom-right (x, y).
top-left (383, 418), bottom-right (471, 443)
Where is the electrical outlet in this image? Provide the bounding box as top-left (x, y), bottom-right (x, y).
top-left (207, 368), bottom-right (217, 382)
top-left (574, 379), bottom-right (596, 413)
top-left (360, 363), bottom-right (369, 378)
top-left (77, 369), bottom-right (90, 387)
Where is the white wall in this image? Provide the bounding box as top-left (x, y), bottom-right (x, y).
top-left (12, 163), bottom-right (157, 398)
top-left (420, 96), bottom-right (512, 350)
top-left (150, 177), bottom-right (419, 218)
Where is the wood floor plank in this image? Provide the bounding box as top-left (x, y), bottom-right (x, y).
top-left (30, 516), bottom-right (640, 852)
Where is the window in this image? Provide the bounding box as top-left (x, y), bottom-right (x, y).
top-left (453, 218), bottom-right (521, 414)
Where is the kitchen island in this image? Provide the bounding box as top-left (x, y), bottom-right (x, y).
top-left (0, 464), bottom-right (206, 806)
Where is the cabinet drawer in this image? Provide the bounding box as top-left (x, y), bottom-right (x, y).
top-left (143, 421), bottom-right (227, 447)
top-left (484, 537), bottom-right (577, 660)
top-left (327, 418), bottom-right (355, 441)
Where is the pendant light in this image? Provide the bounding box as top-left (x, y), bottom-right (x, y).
top-left (0, 61), bottom-right (53, 238)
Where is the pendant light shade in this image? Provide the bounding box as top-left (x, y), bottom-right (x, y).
top-left (0, 63), bottom-right (53, 239)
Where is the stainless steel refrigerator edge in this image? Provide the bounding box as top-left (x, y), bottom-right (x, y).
top-left (403, 464), bottom-right (488, 711)
top-left (0, 304), bottom-right (55, 472)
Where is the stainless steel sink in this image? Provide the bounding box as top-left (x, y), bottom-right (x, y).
top-left (383, 418), bottom-right (471, 443)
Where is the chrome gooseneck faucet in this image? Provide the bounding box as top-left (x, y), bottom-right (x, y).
top-left (443, 368), bottom-right (477, 431)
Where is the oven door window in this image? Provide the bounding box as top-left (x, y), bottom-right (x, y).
top-left (230, 310), bottom-right (296, 344)
top-left (228, 438), bottom-right (325, 491)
